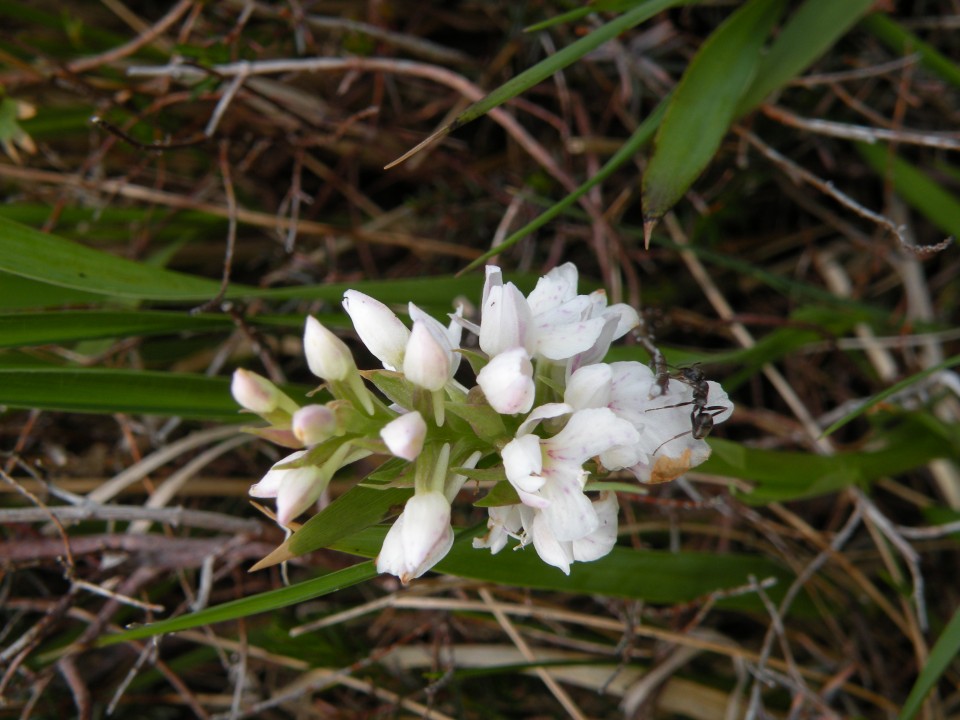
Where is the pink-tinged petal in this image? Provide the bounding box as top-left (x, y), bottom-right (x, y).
top-left (303, 316), bottom-right (354, 381)
top-left (530, 512), bottom-right (573, 575)
top-left (548, 408), bottom-right (639, 466)
top-left (249, 449), bottom-right (308, 498)
top-left (379, 411), bottom-right (427, 461)
top-left (538, 467), bottom-right (599, 542)
top-left (572, 492), bottom-right (619, 562)
top-left (526, 263), bottom-right (579, 315)
top-left (501, 434), bottom-right (544, 493)
top-left (231, 369), bottom-right (297, 415)
top-left (516, 488), bottom-right (550, 509)
top-left (477, 347), bottom-right (535, 415)
top-left (292, 404), bottom-right (337, 446)
top-left (342, 290), bottom-right (410, 371)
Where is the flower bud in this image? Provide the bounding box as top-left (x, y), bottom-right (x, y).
top-left (231, 368), bottom-right (296, 415)
top-left (477, 347), bottom-right (535, 415)
top-left (249, 450), bottom-right (327, 526)
top-left (342, 290), bottom-right (410, 371)
top-left (304, 316), bottom-right (354, 381)
top-left (380, 411), bottom-right (427, 461)
top-left (403, 320), bottom-right (451, 391)
top-left (292, 404), bottom-right (337, 446)
top-left (376, 490), bottom-right (453, 583)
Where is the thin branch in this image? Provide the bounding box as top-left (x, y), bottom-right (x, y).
top-left (0, 503), bottom-right (262, 534)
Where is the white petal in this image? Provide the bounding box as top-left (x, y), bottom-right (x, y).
top-left (516, 402), bottom-right (572, 436)
top-left (403, 320), bottom-right (451, 391)
top-left (249, 450), bottom-right (308, 498)
top-left (534, 316), bottom-right (607, 360)
top-left (377, 491), bottom-right (453, 583)
top-left (564, 364), bottom-right (612, 410)
top-left (477, 347), bottom-right (535, 415)
top-left (572, 492), bottom-right (619, 562)
top-left (501, 434), bottom-right (544, 493)
top-left (526, 263), bottom-right (579, 315)
top-left (303, 316), bottom-right (354, 381)
top-left (530, 512), bottom-right (573, 575)
top-left (539, 466), bottom-right (599, 542)
top-left (479, 282), bottom-right (532, 357)
top-left (380, 411), bottom-right (427, 461)
top-left (547, 408), bottom-right (639, 466)
top-left (342, 290), bottom-right (410, 371)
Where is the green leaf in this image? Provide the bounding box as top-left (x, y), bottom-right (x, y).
top-left (822, 355), bottom-right (960, 438)
top-left (737, 0), bottom-right (876, 114)
top-left (287, 476), bottom-right (413, 556)
top-left (95, 562), bottom-right (377, 647)
top-left (0, 272), bottom-right (105, 309)
top-left (386, 0), bottom-right (689, 168)
top-left (0, 216), bottom-right (248, 301)
top-left (0, 310), bottom-right (236, 347)
top-left (0, 367), bottom-right (284, 420)
top-left (862, 13), bottom-right (960, 89)
top-left (898, 606), bottom-right (960, 720)
top-left (334, 525), bottom-right (794, 608)
top-left (706, 414), bottom-right (957, 504)
top-left (856, 142), bottom-right (960, 240)
top-left (642, 0), bottom-right (785, 229)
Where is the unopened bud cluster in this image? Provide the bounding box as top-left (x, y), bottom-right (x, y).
top-left (232, 264), bottom-right (732, 581)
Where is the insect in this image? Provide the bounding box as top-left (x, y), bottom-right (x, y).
top-left (646, 365), bottom-right (728, 453)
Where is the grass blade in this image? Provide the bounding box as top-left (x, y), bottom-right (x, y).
top-left (95, 562), bottom-right (378, 647)
top-left (862, 13), bottom-right (960, 89)
top-left (898, 606), bottom-right (960, 720)
top-left (737, 0), bottom-right (876, 114)
top-left (856, 142), bottom-right (960, 239)
top-left (386, 0), bottom-right (689, 168)
top-left (641, 0), bottom-right (786, 239)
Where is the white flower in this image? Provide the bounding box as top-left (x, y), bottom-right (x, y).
top-left (502, 407), bottom-right (638, 543)
top-left (565, 362), bottom-right (734, 484)
top-left (292, 404), bottom-right (337, 446)
top-left (231, 368), bottom-right (298, 415)
top-left (249, 450), bottom-right (327, 526)
top-left (474, 492), bottom-right (620, 575)
top-left (476, 264), bottom-right (634, 366)
top-left (380, 411), bottom-right (427, 461)
top-left (304, 316), bottom-right (354, 381)
top-left (342, 290), bottom-right (410, 371)
top-left (476, 346), bottom-right (535, 415)
top-left (376, 491), bottom-right (453, 583)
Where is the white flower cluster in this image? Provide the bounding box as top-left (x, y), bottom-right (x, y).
top-left (232, 264), bottom-right (732, 581)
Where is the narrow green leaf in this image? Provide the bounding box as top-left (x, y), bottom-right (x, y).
top-left (862, 13), bottom-right (960, 89)
top-left (287, 476), bottom-right (412, 556)
top-left (460, 98), bottom-right (668, 274)
top-left (707, 414), bottom-right (956, 504)
top-left (0, 216), bottom-right (250, 301)
top-left (95, 562), bottom-right (377, 647)
top-left (856, 142), bottom-right (960, 239)
top-left (821, 355), bottom-right (960, 438)
top-left (0, 272), bottom-right (105, 309)
top-left (642, 0), bottom-right (786, 229)
top-left (898, 606), bottom-right (960, 720)
top-left (737, 0), bottom-right (876, 114)
top-left (386, 0), bottom-right (688, 168)
top-left (0, 368), bottom-right (267, 420)
top-left (333, 525), bottom-right (795, 608)
top-left (524, 0), bottom-right (662, 32)
top-left (0, 310), bottom-right (235, 348)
